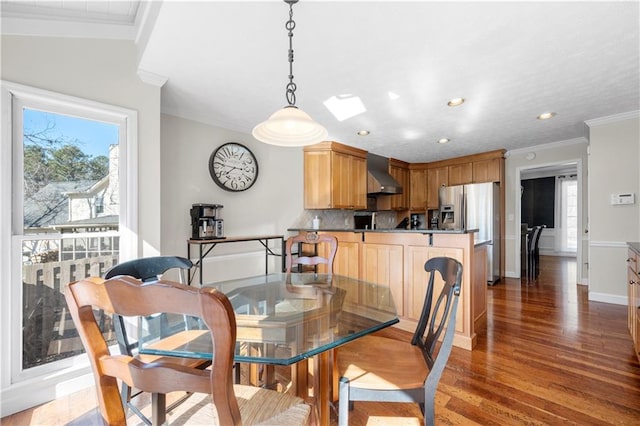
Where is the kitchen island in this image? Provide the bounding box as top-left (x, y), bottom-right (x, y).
top-left (289, 228), bottom-right (487, 350)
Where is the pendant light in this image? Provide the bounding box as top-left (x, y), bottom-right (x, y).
top-left (252, 0), bottom-right (327, 147)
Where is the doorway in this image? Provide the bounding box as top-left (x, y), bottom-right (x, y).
top-left (517, 161), bottom-right (582, 284)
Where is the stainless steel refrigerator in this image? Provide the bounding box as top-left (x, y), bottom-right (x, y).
top-left (439, 182), bottom-right (500, 284)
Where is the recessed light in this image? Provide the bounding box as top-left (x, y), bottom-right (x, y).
top-left (357, 130), bottom-right (370, 136)
top-left (438, 138), bottom-right (450, 144)
top-left (447, 98), bottom-right (465, 107)
top-left (537, 112), bottom-right (556, 120)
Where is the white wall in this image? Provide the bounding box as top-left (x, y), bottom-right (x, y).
top-left (160, 114), bottom-right (305, 282)
top-left (1, 35), bottom-right (162, 256)
top-left (1, 35), bottom-right (161, 416)
top-left (587, 112), bottom-right (640, 304)
top-left (505, 138), bottom-right (589, 281)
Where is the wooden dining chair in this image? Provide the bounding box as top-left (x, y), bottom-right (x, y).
top-left (337, 256), bottom-right (463, 426)
top-left (65, 276), bottom-right (311, 426)
top-left (104, 256), bottom-right (210, 425)
top-left (285, 232), bottom-right (338, 273)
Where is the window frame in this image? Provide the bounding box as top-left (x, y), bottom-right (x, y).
top-left (0, 81), bottom-right (138, 389)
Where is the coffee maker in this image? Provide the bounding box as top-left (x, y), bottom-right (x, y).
top-left (190, 204), bottom-right (224, 239)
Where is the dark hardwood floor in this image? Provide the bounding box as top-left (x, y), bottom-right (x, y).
top-left (3, 256), bottom-right (639, 425)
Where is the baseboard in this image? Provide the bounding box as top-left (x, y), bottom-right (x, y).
top-left (588, 292), bottom-right (627, 306)
top-left (0, 368), bottom-right (94, 417)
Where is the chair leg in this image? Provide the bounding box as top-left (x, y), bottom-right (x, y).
top-left (338, 377), bottom-right (350, 426)
top-left (424, 397), bottom-right (436, 426)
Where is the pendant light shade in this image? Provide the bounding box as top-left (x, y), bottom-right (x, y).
top-left (252, 106), bottom-right (328, 147)
top-left (253, 0), bottom-right (327, 147)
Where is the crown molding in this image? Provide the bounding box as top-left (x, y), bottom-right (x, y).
top-left (137, 69), bottom-right (168, 87)
top-left (585, 110), bottom-right (640, 127)
top-left (505, 137), bottom-right (588, 157)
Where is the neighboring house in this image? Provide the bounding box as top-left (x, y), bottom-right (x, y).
top-left (22, 145), bottom-right (120, 262)
top-left (24, 144), bottom-right (119, 233)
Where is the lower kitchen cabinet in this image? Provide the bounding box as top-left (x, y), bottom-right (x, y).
top-left (628, 245), bottom-right (640, 362)
top-left (334, 241), bottom-right (360, 278)
top-left (405, 245), bottom-right (464, 335)
top-left (312, 230), bottom-right (484, 350)
top-left (361, 243), bottom-right (404, 315)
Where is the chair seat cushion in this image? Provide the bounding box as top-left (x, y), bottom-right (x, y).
top-left (338, 335), bottom-right (428, 390)
top-left (165, 385), bottom-right (310, 425)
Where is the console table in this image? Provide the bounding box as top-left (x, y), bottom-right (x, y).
top-left (187, 235), bottom-right (284, 286)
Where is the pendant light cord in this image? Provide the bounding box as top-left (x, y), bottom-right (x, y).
top-left (285, 1), bottom-right (297, 107)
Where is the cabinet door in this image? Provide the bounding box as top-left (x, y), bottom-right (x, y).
top-left (304, 151), bottom-right (332, 209)
top-left (332, 151), bottom-right (351, 208)
top-left (629, 265), bottom-right (636, 335)
top-left (448, 163), bottom-right (473, 186)
top-left (473, 158), bottom-right (501, 183)
top-left (361, 243), bottom-right (403, 315)
top-left (334, 241), bottom-right (360, 280)
top-left (331, 152), bottom-right (366, 210)
top-left (427, 167), bottom-right (448, 209)
top-left (389, 165), bottom-right (409, 210)
top-left (409, 169), bottom-right (427, 210)
top-left (628, 250), bottom-right (638, 337)
top-left (405, 246), bottom-right (463, 334)
top-left (350, 155), bottom-right (367, 210)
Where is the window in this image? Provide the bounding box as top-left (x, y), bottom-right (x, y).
top-left (559, 176), bottom-right (578, 253)
top-left (1, 81), bottom-right (137, 385)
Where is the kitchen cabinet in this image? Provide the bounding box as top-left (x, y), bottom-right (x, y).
top-left (409, 167), bottom-right (428, 211)
top-left (473, 158), bottom-right (501, 183)
top-left (405, 246), bottom-right (464, 335)
top-left (361, 243), bottom-right (404, 315)
top-left (314, 230), bottom-right (482, 350)
top-left (304, 142), bottom-right (367, 210)
top-left (334, 240), bottom-right (360, 280)
top-left (448, 162), bottom-right (473, 186)
top-left (628, 246), bottom-right (640, 361)
top-left (427, 166), bottom-right (448, 210)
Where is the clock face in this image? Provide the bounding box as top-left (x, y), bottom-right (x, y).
top-left (209, 143), bottom-right (259, 192)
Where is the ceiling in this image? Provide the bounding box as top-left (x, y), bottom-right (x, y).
top-left (2, 1), bottom-right (639, 163)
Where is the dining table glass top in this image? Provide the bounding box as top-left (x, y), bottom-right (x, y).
top-left (138, 273), bottom-right (399, 365)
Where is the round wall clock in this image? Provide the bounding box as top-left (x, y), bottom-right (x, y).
top-left (209, 142), bottom-right (259, 192)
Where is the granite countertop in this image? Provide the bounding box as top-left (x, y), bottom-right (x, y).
top-left (474, 239), bottom-right (492, 247)
top-left (288, 228), bottom-right (479, 235)
top-left (628, 242), bottom-right (640, 255)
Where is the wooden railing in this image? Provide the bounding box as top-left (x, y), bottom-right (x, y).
top-left (22, 255), bottom-right (119, 369)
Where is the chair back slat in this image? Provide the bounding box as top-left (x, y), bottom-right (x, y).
top-left (410, 257), bottom-right (463, 369)
top-left (285, 233), bottom-right (338, 273)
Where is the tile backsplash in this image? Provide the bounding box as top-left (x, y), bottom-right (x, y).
top-left (291, 209), bottom-right (398, 230)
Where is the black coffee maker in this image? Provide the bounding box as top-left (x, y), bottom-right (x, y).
top-left (190, 204), bottom-right (224, 239)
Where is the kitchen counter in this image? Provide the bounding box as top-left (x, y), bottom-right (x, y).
top-left (474, 239), bottom-right (492, 248)
top-left (290, 229), bottom-right (486, 350)
top-left (289, 228), bottom-right (479, 235)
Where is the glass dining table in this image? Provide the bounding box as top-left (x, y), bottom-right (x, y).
top-left (138, 272), bottom-right (399, 425)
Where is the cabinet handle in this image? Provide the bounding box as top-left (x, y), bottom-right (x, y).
top-left (631, 280), bottom-right (637, 285)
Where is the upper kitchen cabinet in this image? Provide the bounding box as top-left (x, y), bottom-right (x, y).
top-left (304, 142), bottom-right (367, 210)
top-left (472, 157), bottom-right (502, 183)
top-left (409, 165), bottom-right (428, 211)
top-left (448, 162), bottom-right (473, 186)
top-left (427, 166), bottom-right (448, 209)
top-left (377, 158), bottom-right (410, 211)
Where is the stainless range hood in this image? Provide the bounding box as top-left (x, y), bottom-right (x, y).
top-left (367, 153), bottom-right (403, 195)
